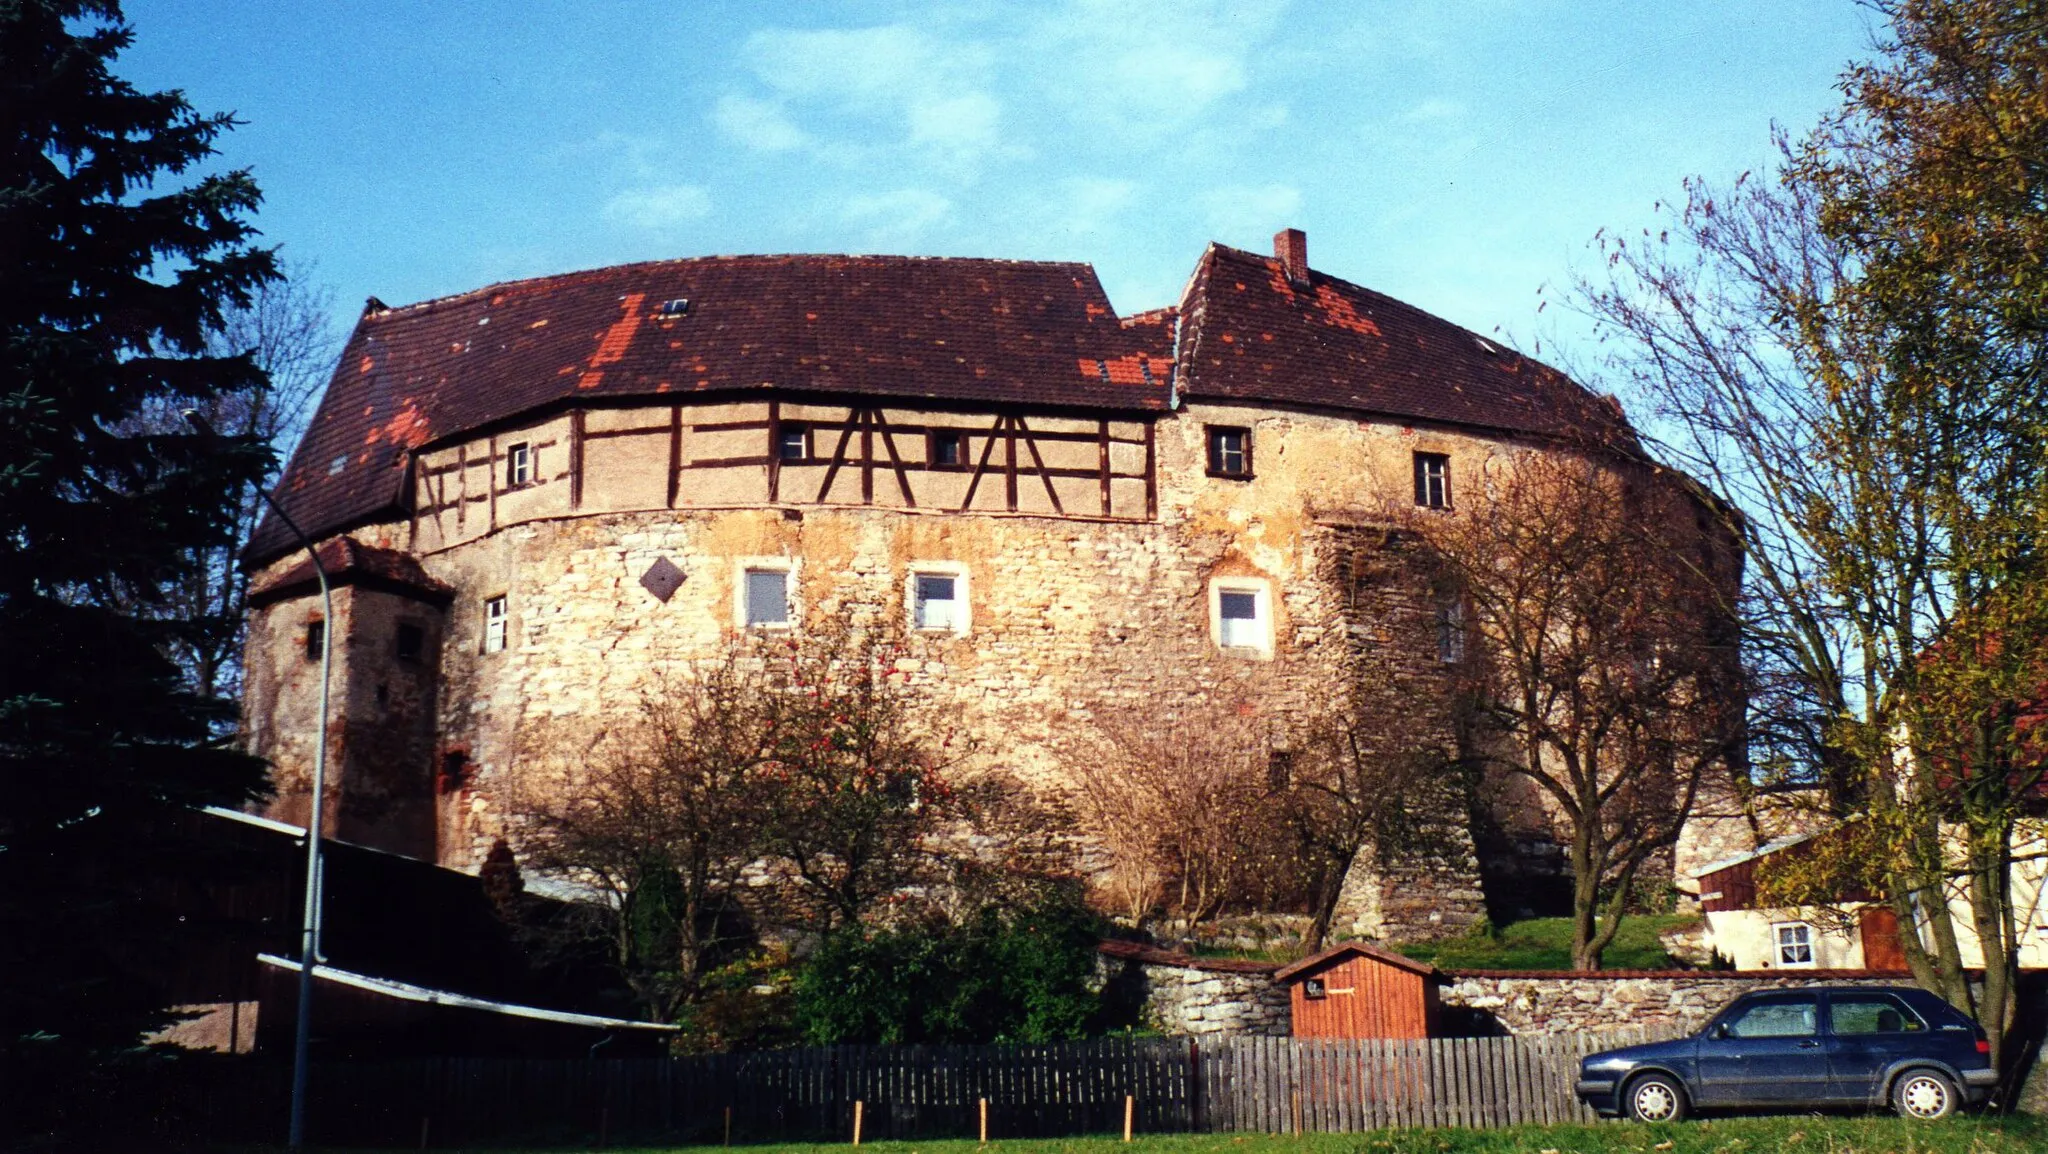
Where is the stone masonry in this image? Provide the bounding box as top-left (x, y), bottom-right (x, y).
top-left (1096, 942), bottom-right (1291, 1037)
top-left (1439, 971), bottom-right (1926, 1036)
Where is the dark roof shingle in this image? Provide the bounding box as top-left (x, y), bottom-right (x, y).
top-left (247, 536), bottom-right (455, 607)
top-left (1177, 244), bottom-right (1635, 446)
top-left (250, 255), bottom-right (1175, 562)
top-left (250, 244), bottom-right (1642, 563)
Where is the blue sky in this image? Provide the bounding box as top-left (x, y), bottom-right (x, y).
top-left (122, 1), bottom-right (1875, 365)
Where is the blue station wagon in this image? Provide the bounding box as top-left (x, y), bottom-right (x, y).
top-left (1575, 987), bottom-right (1994, 1122)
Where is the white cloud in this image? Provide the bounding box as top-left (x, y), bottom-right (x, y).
top-left (841, 188), bottom-right (954, 248)
top-left (602, 184), bottom-right (713, 230)
top-left (1404, 97), bottom-right (1465, 122)
top-left (1201, 183), bottom-right (1304, 239)
top-left (1022, 0), bottom-right (1286, 137)
top-left (722, 24), bottom-right (1007, 172)
top-left (908, 92), bottom-right (1003, 156)
top-left (712, 95), bottom-right (810, 152)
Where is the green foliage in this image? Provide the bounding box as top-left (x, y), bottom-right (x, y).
top-left (0, 0), bottom-right (276, 1131)
top-left (673, 952), bottom-right (801, 1055)
top-left (795, 889), bottom-right (1103, 1045)
top-left (1394, 915), bottom-right (1698, 971)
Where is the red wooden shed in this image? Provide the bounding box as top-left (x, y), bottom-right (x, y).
top-left (1274, 941), bottom-right (1441, 1039)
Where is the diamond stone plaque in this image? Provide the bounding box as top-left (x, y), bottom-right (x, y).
top-left (639, 556), bottom-right (685, 602)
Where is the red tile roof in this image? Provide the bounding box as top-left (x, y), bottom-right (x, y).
top-left (250, 255), bottom-right (1174, 562)
top-left (1176, 244), bottom-right (1636, 446)
top-left (250, 244), bottom-right (1642, 562)
top-left (248, 536), bottom-right (455, 607)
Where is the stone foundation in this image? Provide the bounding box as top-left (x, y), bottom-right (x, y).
top-left (1439, 971), bottom-right (1919, 1036)
top-left (1097, 942), bottom-right (1289, 1036)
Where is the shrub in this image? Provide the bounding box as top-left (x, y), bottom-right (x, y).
top-left (795, 888), bottom-right (1102, 1044)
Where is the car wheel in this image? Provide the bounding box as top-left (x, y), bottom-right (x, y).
top-left (1892, 1069), bottom-right (1958, 1120)
top-left (1623, 1073), bottom-right (1689, 1123)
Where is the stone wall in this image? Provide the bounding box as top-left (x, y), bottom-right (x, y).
top-left (244, 395), bottom-right (1747, 942)
top-left (1096, 943), bottom-right (1289, 1036)
top-left (1439, 971), bottom-right (1920, 1036)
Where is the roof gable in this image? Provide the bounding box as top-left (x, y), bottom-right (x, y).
top-left (1177, 244), bottom-right (1635, 445)
top-left (1273, 940), bottom-right (1439, 982)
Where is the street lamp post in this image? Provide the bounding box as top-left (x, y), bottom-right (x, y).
top-left (185, 411), bottom-right (330, 1149)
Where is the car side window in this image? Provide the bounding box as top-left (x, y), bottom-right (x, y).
top-left (1724, 996), bottom-right (1818, 1038)
top-left (1829, 994), bottom-right (1924, 1035)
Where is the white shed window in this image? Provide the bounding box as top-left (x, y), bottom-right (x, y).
top-left (1774, 921), bottom-right (1815, 967)
top-left (914, 574), bottom-right (958, 631)
top-left (483, 596), bottom-right (508, 654)
top-left (1220, 592), bottom-right (1260, 647)
top-left (1210, 579), bottom-right (1273, 656)
top-left (905, 564), bottom-right (969, 635)
top-left (744, 568), bottom-right (790, 627)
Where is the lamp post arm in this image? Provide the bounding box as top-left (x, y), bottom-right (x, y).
top-left (182, 410), bottom-right (330, 1149)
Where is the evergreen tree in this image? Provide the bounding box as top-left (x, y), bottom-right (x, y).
top-left (0, 0), bottom-right (277, 1126)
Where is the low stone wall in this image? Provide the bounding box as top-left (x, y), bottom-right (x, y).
top-left (1096, 941), bottom-right (1289, 1036)
top-left (1440, 970), bottom-right (1913, 1036)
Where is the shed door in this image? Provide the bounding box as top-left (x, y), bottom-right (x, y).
top-left (1859, 906), bottom-right (1906, 971)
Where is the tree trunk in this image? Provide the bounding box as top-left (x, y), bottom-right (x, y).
top-left (1570, 829), bottom-right (1604, 971)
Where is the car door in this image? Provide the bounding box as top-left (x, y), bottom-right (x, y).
top-left (1825, 991), bottom-right (1930, 1103)
top-left (1693, 993), bottom-right (1830, 1106)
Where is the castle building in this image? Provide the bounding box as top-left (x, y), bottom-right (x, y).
top-left (240, 230), bottom-right (1742, 940)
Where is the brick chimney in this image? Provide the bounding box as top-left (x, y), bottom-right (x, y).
top-left (1274, 228), bottom-right (1309, 288)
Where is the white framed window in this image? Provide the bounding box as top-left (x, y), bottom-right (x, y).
top-left (482, 595), bottom-right (508, 654)
top-left (1206, 426), bottom-right (1251, 478)
top-left (777, 424), bottom-right (810, 462)
top-left (735, 559), bottom-right (795, 629)
top-left (1773, 921), bottom-right (1815, 967)
top-left (506, 442), bottom-right (532, 488)
top-left (906, 563), bottom-right (970, 634)
top-left (1208, 578), bottom-right (1273, 657)
top-left (1414, 451), bottom-right (1450, 509)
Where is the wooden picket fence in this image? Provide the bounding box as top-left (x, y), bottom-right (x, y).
top-left (150, 1027), bottom-right (1687, 1146)
top-left (1193, 1026), bottom-right (1682, 1133)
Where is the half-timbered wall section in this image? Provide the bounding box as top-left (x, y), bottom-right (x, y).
top-left (240, 230), bottom-right (1744, 943)
top-left (410, 402), bottom-right (1154, 552)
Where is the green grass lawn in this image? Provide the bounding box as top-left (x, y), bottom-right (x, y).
top-left (1394, 915), bottom-right (1701, 971)
top-left (283, 1114), bottom-right (2048, 1154)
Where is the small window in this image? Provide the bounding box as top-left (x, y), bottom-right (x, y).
top-left (1267, 751), bottom-right (1295, 790)
top-left (913, 573), bottom-right (959, 631)
top-left (304, 619), bottom-right (325, 662)
top-left (1207, 426), bottom-right (1251, 478)
top-left (744, 568), bottom-right (790, 627)
top-left (1724, 995), bottom-right (1818, 1038)
top-left (1413, 451), bottom-right (1450, 508)
top-left (483, 596), bottom-right (508, 654)
top-left (1829, 993), bottom-right (1923, 1036)
top-left (1302, 977), bottom-right (1327, 1000)
top-left (1219, 589), bottom-right (1263, 649)
top-left (395, 623), bottom-right (425, 663)
top-left (436, 750), bottom-right (470, 794)
top-left (777, 424), bottom-right (810, 463)
top-left (1774, 922), bottom-right (1815, 967)
top-left (1435, 601), bottom-right (1466, 664)
top-left (930, 430), bottom-right (965, 469)
top-left (506, 442), bottom-right (532, 488)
